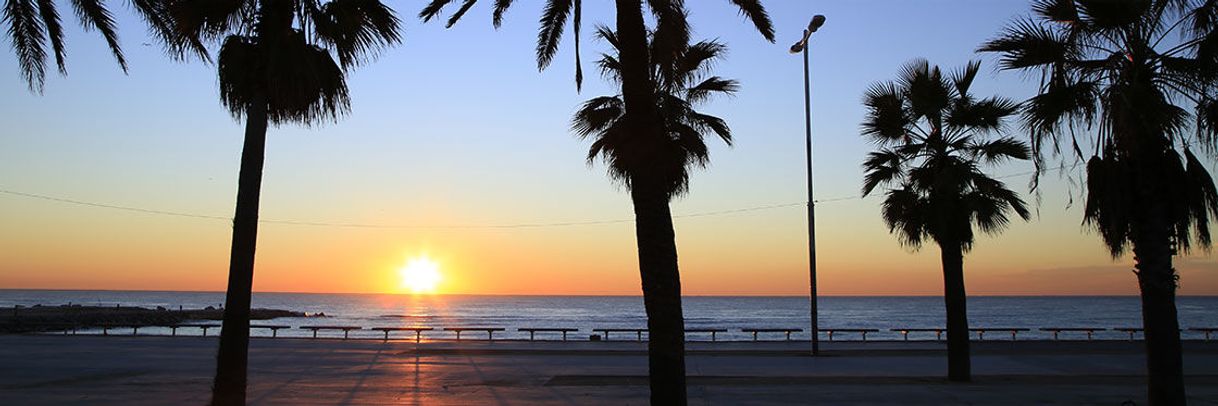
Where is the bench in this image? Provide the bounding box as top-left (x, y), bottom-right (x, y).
top-left (371, 327), bottom-right (433, 342)
top-left (174, 323), bottom-right (221, 337)
top-left (251, 325), bottom-right (291, 338)
top-left (685, 328), bottom-right (728, 342)
top-left (1040, 327), bottom-right (1106, 340)
top-left (1190, 327), bottom-right (1218, 341)
top-left (970, 328), bottom-right (1030, 340)
top-left (741, 328), bottom-right (803, 341)
top-left (299, 326), bottom-right (362, 339)
top-left (823, 328), bottom-right (880, 342)
top-left (593, 328), bottom-right (648, 342)
top-left (890, 328), bottom-right (946, 340)
top-left (518, 328), bottom-right (579, 341)
top-left (443, 327), bottom-right (506, 341)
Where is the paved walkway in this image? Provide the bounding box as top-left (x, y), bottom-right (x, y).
top-left (1, 336), bottom-right (1216, 405)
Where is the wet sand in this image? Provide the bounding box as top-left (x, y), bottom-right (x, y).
top-left (1, 335), bottom-right (1216, 405)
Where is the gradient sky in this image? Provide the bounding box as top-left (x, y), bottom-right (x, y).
top-left (1, 0), bottom-right (1215, 296)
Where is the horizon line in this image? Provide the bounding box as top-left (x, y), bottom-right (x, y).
top-left (2, 287), bottom-right (1208, 298)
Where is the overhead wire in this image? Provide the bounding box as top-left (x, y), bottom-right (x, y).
top-left (0, 162), bottom-right (1086, 230)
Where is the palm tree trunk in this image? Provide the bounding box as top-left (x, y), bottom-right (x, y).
top-left (211, 95), bottom-right (268, 406)
top-left (1133, 197), bottom-right (1186, 405)
top-left (614, 1), bottom-right (687, 404)
top-left (940, 241), bottom-right (971, 382)
top-left (631, 181), bottom-right (687, 406)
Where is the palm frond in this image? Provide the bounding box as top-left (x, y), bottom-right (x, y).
top-left (419, 0), bottom-right (456, 22)
top-left (36, 0), bottom-right (64, 74)
top-left (946, 96), bottom-right (1020, 132)
top-left (726, 0), bottom-right (774, 42)
top-left (71, 0), bottom-right (126, 70)
top-left (861, 82), bottom-right (911, 144)
top-left (571, 95), bottom-right (623, 137)
top-left (535, 0), bottom-right (572, 71)
top-left (882, 186), bottom-right (930, 249)
top-left (685, 76), bottom-right (736, 103)
top-left (492, 0), bottom-right (512, 28)
top-left (312, 0), bottom-right (402, 69)
top-left (4, 0), bottom-right (47, 91)
top-left (861, 149), bottom-right (903, 196)
top-left (445, 0), bottom-right (477, 28)
top-left (978, 19), bottom-right (1072, 70)
top-left (969, 137), bottom-right (1031, 164)
top-left (1032, 0), bottom-right (1079, 22)
top-left (950, 60), bottom-right (981, 98)
top-left (1184, 148), bottom-right (1218, 249)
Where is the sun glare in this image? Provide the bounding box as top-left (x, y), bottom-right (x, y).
top-left (399, 257), bottom-right (442, 294)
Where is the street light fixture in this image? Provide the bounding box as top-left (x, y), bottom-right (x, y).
top-left (791, 14), bottom-right (825, 356)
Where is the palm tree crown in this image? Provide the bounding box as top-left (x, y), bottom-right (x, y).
top-left (979, 0), bottom-right (1218, 255)
top-left (418, 0), bottom-right (773, 90)
top-left (571, 26), bottom-right (735, 197)
top-left (159, 0), bottom-right (401, 124)
top-left (3, 0), bottom-right (170, 92)
top-left (861, 59), bottom-right (1032, 251)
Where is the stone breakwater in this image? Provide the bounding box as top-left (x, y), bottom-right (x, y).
top-left (0, 305), bottom-right (306, 333)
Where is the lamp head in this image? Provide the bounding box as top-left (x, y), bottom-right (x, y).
top-left (809, 15), bottom-right (826, 33)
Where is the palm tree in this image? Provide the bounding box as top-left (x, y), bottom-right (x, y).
top-left (147, 1), bottom-right (401, 405)
top-left (422, 1), bottom-right (772, 404)
top-left (980, 1), bottom-right (1218, 403)
top-left (2, 0), bottom-right (172, 92)
top-left (860, 59), bottom-right (1031, 382)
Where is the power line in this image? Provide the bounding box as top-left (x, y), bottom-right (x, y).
top-left (0, 187), bottom-right (810, 229)
top-left (0, 163), bottom-right (1069, 230)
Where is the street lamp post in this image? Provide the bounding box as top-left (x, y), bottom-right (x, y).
top-left (790, 14), bottom-right (826, 356)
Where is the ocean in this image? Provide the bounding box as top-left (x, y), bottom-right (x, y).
top-left (2, 290), bottom-right (1216, 341)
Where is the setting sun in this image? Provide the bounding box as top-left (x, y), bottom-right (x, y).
top-left (399, 257), bottom-right (442, 294)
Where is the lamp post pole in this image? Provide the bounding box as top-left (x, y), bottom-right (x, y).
top-left (791, 15), bottom-right (825, 356)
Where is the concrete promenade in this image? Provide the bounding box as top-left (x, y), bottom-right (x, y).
top-left (1, 335), bottom-right (1216, 405)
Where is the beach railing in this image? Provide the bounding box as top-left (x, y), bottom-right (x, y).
top-left (300, 326), bottom-right (362, 339)
top-left (371, 327), bottom-right (433, 342)
top-left (1040, 327), bottom-right (1106, 340)
top-left (823, 328), bottom-right (880, 342)
top-left (593, 328), bottom-right (648, 342)
top-left (518, 328), bottom-right (579, 341)
top-left (443, 327), bottom-right (505, 341)
top-left (741, 328), bottom-right (803, 341)
top-left (684, 328), bottom-right (728, 342)
top-left (1190, 327), bottom-right (1217, 341)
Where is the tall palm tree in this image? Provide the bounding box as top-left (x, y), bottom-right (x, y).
top-left (860, 59), bottom-right (1031, 382)
top-left (980, 1), bottom-right (1218, 403)
top-left (147, 1), bottom-right (400, 405)
top-left (422, 1), bottom-right (772, 404)
top-left (3, 0), bottom-right (171, 92)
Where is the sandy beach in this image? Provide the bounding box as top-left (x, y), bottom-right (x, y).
top-left (1, 335), bottom-right (1215, 405)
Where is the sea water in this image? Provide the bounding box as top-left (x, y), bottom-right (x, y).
top-left (2, 290), bottom-right (1216, 341)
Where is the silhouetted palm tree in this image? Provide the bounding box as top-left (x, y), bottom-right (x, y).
top-left (860, 59), bottom-right (1031, 382)
top-left (2, 0), bottom-right (171, 92)
top-left (148, 1), bottom-right (400, 405)
top-left (980, 1), bottom-right (1218, 402)
top-left (423, 1), bottom-right (772, 404)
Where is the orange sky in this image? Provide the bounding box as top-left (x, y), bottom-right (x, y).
top-left (1, 189), bottom-right (1214, 296)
